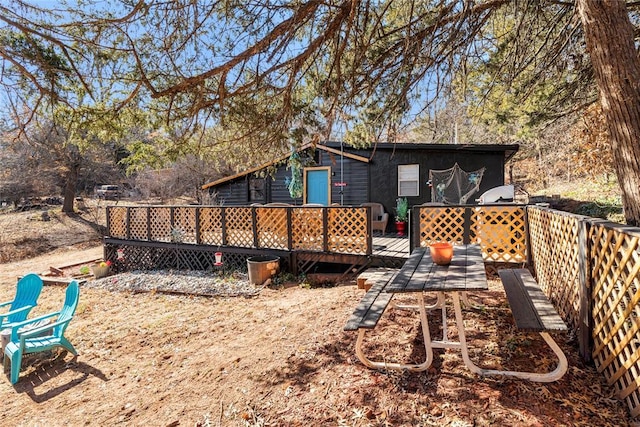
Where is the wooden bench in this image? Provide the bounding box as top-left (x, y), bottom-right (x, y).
top-left (344, 268), bottom-right (408, 370)
top-left (344, 269), bottom-right (398, 331)
top-left (495, 268), bottom-right (569, 382)
top-left (498, 268), bottom-right (567, 333)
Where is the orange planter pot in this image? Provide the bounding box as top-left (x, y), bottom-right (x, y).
top-left (430, 242), bottom-right (453, 265)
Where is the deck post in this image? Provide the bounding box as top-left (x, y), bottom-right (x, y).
top-left (286, 207), bottom-right (293, 250)
top-left (106, 206), bottom-right (111, 237)
top-left (578, 219), bottom-right (593, 362)
top-left (195, 207), bottom-right (201, 245)
top-left (251, 207), bottom-right (259, 248)
top-left (125, 207), bottom-right (131, 240)
top-left (221, 207), bottom-right (227, 246)
top-left (463, 207), bottom-right (472, 244)
top-left (322, 208), bottom-right (329, 252)
top-left (146, 207), bottom-right (151, 241)
top-left (169, 207), bottom-right (175, 236)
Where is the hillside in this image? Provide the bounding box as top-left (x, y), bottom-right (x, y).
top-left (0, 200), bottom-right (104, 263)
top-left (527, 175), bottom-right (623, 223)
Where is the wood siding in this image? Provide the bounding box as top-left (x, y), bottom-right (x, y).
top-left (206, 143), bottom-right (516, 224)
top-left (317, 153), bottom-right (369, 206)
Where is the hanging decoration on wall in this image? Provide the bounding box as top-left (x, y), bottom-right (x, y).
top-left (429, 163), bottom-right (485, 204)
top-left (286, 151), bottom-right (303, 199)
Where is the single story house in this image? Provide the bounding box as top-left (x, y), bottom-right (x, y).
top-left (202, 142), bottom-right (519, 230)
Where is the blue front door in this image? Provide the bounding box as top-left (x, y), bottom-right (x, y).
top-left (305, 168), bottom-right (330, 205)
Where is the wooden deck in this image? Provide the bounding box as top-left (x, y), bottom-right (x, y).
top-left (371, 234), bottom-right (410, 259)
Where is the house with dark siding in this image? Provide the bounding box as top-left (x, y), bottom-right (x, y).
top-left (202, 142), bottom-right (519, 230)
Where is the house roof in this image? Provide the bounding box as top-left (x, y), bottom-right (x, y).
top-left (321, 141), bottom-right (520, 163)
top-left (201, 141), bottom-right (519, 190)
top-left (201, 143), bottom-right (370, 190)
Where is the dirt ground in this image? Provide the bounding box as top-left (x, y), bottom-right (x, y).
top-left (0, 205), bottom-right (637, 426)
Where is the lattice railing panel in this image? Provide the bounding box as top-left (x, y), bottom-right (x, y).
top-left (527, 207), bottom-right (582, 330)
top-left (176, 249), bottom-right (217, 270)
top-left (291, 208), bottom-right (324, 251)
top-left (150, 207), bottom-right (171, 242)
top-left (256, 207), bottom-right (289, 249)
top-left (174, 207), bottom-right (197, 243)
top-left (107, 207), bottom-right (127, 238)
top-left (417, 206), bottom-right (466, 246)
top-left (225, 207), bottom-right (254, 247)
top-left (475, 206), bottom-right (527, 263)
top-left (327, 207), bottom-right (368, 254)
top-left (107, 205), bottom-right (373, 253)
top-left (129, 207), bottom-right (150, 240)
top-left (105, 241), bottom-right (290, 274)
top-left (199, 207), bottom-right (223, 246)
top-left (124, 245), bottom-right (177, 270)
top-left (589, 223), bottom-right (640, 417)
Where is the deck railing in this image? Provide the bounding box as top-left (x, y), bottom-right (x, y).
top-left (106, 205), bottom-right (372, 255)
top-left (412, 204), bottom-right (528, 263)
top-left (107, 203), bottom-right (531, 261)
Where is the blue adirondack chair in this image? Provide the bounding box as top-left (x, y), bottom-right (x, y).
top-left (0, 273), bottom-right (43, 330)
top-left (3, 280), bottom-right (79, 384)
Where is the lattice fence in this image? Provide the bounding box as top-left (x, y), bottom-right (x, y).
top-left (589, 221), bottom-right (640, 417)
top-left (291, 207), bottom-right (324, 251)
top-left (475, 205), bottom-right (527, 263)
top-left (106, 205), bottom-right (371, 255)
top-left (174, 207), bottom-right (197, 243)
top-left (417, 206), bottom-right (467, 245)
top-left (327, 207), bottom-right (369, 255)
top-left (199, 207), bottom-right (223, 246)
top-left (107, 207), bottom-right (127, 238)
top-left (527, 207), bottom-right (583, 331)
top-left (150, 207), bottom-right (171, 242)
top-left (527, 205), bottom-right (640, 418)
top-left (129, 207), bottom-right (150, 240)
top-left (256, 207), bottom-right (289, 250)
top-left (414, 205), bottom-right (527, 263)
top-left (225, 207), bottom-right (254, 247)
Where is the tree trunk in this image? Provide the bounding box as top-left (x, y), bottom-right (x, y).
top-left (577, 0), bottom-right (640, 226)
top-left (62, 168), bottom-right (78, 213)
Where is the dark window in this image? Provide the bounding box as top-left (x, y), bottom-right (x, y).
top-left (249, 178), bottom-right (265, 202)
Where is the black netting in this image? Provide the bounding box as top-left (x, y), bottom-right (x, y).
top-left (429, 163), bottom-right (485, 204)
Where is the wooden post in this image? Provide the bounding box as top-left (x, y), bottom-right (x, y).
top-left (195, 207), bottom-right (201, 245)
top-left (251, 206), bottom-right (259, 248)
top-left (221, 207), bottom-right (227, 246)
top-left (105, 206), bottom-right (111, 237)
top-left (125, 207), bottom-right (131, 240)
top-left (322, 207), bottom-right (329, 252)
top-left (463, 207), bottom-right (472, 245)
top-left (578, 219), bottom-right (593, 362)
top-left (524, 205), bottom-right (533, 268)
top-left (146, 207), bottom-right (151, 241)
top-left (365, 206), bottom-right (373, 256)
top-left (286, 207), bottom-right (293, 250)
top-left (409, 207), bottom-right (415, 251)
top-left (169, 207), bottom-right (175, 233)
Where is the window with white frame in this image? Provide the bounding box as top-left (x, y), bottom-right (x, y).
top-left (398, 164), bottom-right (419, 196)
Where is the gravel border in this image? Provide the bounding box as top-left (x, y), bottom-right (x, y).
top-left (82, 270), bottom-right (263, 297)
